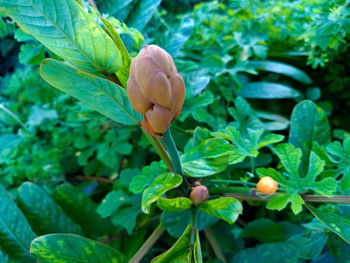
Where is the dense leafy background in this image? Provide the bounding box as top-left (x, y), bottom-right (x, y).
top-left (0, 0), bottom-right (350, 262)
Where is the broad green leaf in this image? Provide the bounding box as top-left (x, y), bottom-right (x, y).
top-left (238, 82), bottom-right (302, 99)
top-left (0, 0), bottom-right (121, 75)
top-left (0, 134), bottom-right (21, 153)
top-left (125, 0), bottom-right (162, 32)
top-left (232, 242), bottom-right (299, 263)
top-left (249, 61), bottom-right (312, 84)
top-left (30, 234), bottom-right (126, 262)
top-left (17, 182), bottom-right (82, 235)
top-left (40, 59), bottom-right (141, 125)
top-left (97, 190), bottom-right (142, 235)
top-left (325, 137), bottom-right (350, 190)
top-left (198, 197), bottom-right (242, 224)
top-left (182, 138), bottom-right (233, 177)
top-left (164, 15), bottom-right (194, 56)
top-left (0, 185), bottom-right (36, 263)
top-left (26, 105), bottom-right (58, 128)
top-left (157, 197), bottom-right (193, 212)
top-left (239, 219), bottom-right (288, 243)
top-left (142, 173), bottom-right (183, 213)
top-left (289, 100), bottom-right (331, 176)
top-left (101, 18), bottom-right (131, 88)
top-left (286, 231), bottom-right (328, 260)
top-left (52, 183), bottom-right (114, 236)
top-left (151, 225), bottom-right (192, 263)
top-left (306, 205), bottom-right (350, 244)
top-left (161, 210), bottom-right (218, 238)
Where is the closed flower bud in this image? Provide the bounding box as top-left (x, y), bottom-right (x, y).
top-left (257, 176), bottom-right (278, 194)
top-left (190, 184), bottom-right (209, 204)
top-left (127, 45), bottom-right (185, 136)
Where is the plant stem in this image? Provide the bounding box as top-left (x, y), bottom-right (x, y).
top-left (210, 186), bottom-right (350, 204)
top-left (0, 104), bottom-right (29, 132)
top-left (190, 207), bottom-right (197, 248)
top-left (160, 128), bottom-right (183, 176)
top-left (210, 179), bottom-right (257, 187)
top-left (142, 128), bottom-right (173, 171)
top-left (129, 224), bottom-right (164, 263)
top-left (204, 227), bottom-right (227, 263)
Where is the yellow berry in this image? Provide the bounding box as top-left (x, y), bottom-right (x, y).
top-left (257, 176), bottom-right (278, 194)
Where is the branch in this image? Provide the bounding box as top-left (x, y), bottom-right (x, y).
top-left (75, 175), bottom-right (114, 184)
top-left (204, 227), bottom-right (227, 263)
top-left (129, 224), bottom-right (164, 263)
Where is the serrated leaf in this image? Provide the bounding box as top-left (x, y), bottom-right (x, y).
top-left (151, 225), bottom-right (192, 263)
top-left (238, 82), bottom-right (302, 99)
top-left (182, 138), bottom-right (233, 177)
top-left (0, 0), bottom-right (121, 75)
top-left (325, 137), bottom-right (350, 191)
top-left (306, 205), bottom-right (350, 244)
top-left (40, 59), bottom-right (141, 125)
top-left (157, 197), bottom-right (193, 212)
top-left (198, 197), bottom-right (242, 224)
top-left (249, 61), bottom-right (312, 84)
top-left (289, 100), bottom-right (331, 176)
top-left (17, 182), bottom-right (82, 235)
top-left (52, 183), bottom-right (114, 236)
top-left (258, 143), bottom-right (337, 214)
top-left (30, 234), bottom-right (126, 262)
top-left (142, 173), bottom-right (183, 213)
top-left (0, 185), bottom-right (36, 263)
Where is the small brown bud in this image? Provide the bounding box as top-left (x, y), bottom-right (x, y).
top-left (190, 185), bottom-right (209, 204)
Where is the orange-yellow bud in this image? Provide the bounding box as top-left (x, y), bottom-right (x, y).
top-left (257, 176), bottom-right (278, 194)
top-left (127, 45), bottom-right (185, 135)
top-left (190, 185), bottom-right (209, 204)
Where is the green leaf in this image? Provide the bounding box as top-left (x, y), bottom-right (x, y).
top-left (240, 219), bottom-right (288, 243)
top-left (101, 18), bottom-right (131, 88)
top-left (30, 234), bottom-right (126, 262)
top-left (129, 161), bottom-right (168, 193)
top-left (40, 58), bottom-right (141, 125)
top-left (232, 242), bottom-right (299, 263)
top-left (194, 229), bottom-right (202, 263)
top-left (17, 182), bottom-right (82, 235)
top-left (182, 138), bottom-right (233, 177)
top-left (259, 143), bottom-right (337, 214)
top-left (151, 225), bottom-right (192, 263)
top-left (213, 126), bottom-right (284, 164)
top-left (26, 105), bottom-right (58, 128)
top-left (198, 197), bottom-right (242, 224)
top-left (125, 0), bottom-right (162, 32)
top-left (142, 173), bottom-right (183, 213)
top-left (325, 137), bottom-right (350, 190)
top-left (238, 82), bottom-right (302, 99)
top-left (52, 183), bottom-right (114, 236)
top-left (249, 61), bottom-right (312, 84)
top-left (157, 197), bottom-right (193, 212)
top-left (97, 190), bottom-right (142, 234)
top-left (289, 100), bottom-right (331, 176)
top-left (0, 185), bottom-right (36, 263)
top-left (306, 205), bottom-right (350, 244)
top-left (0, 0), bottom-right (121, 75)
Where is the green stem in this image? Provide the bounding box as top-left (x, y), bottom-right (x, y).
top-left (210, 179), bottom-right (257, 187)
top-left (190, 207), bottom-right (197, 247)
top-left (0, 104), bottom-right (29, 132)
top-left (160, 128), bottom-right (183, 176)
top-left (129, 224), bottom-right (164, 263)
top-left (142, 128), bottom-right (173, 171)
top-left (210, 186), bottom-right (350, 204)
top-left (204, 227), bottom-right (227, 263)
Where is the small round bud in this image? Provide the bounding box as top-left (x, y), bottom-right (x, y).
top-left (190, 185), bottom-right (209, 204)
top-left (257, 176), bottom-right (278, 194)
